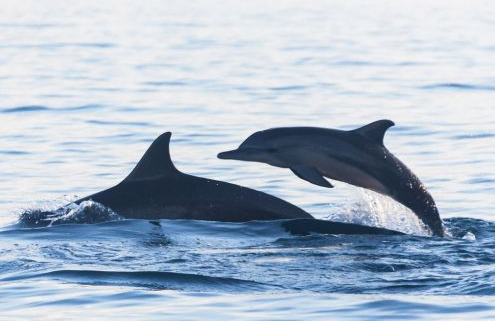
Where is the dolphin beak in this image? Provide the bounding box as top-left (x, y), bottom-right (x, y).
top-left (217, 148), bottom-right (258, 160)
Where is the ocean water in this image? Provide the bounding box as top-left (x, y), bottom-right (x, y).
top-left (1, 0), bottom-right (495, 319)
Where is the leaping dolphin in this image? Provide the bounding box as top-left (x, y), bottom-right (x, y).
top-left (64, 132), bottom-right (401, 236)
top-left (217, 120), bottom-right (444, 236)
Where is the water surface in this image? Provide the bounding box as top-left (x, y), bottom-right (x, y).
top-left (1, 0), bottom-right (494, 319)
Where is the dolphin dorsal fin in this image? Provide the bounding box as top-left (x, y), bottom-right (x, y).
top-left (353, 119), bottom-right (395, 145)
top-left (124, 132), bottom-right (179, 181)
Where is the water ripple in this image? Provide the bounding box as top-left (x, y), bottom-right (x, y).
top-left (0, 43), bottom-right (114, 49)
top-left (420, 83), bottom-right (495, 91)
top-left (1, 104), bottom-right (103, 114)
top-left (2, 105), bottom-right (50, 113)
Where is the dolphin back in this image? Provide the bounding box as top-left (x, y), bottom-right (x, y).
top-left (76, 132), bottom-right (313, 222)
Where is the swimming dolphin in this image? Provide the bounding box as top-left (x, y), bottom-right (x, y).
top-left (74, 132), bottom-right (312, 221)
top-left (62, 132), bottom-right (401, 236)
top-left (217, 120), bottom-right (444, 236)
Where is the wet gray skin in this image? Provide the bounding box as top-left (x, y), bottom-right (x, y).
top-left (71, 132), bottom-right (402, 236)
top-left (75, 132), bottom-right (311, 222)
top-left (218, 120), bottom-right (444, 237)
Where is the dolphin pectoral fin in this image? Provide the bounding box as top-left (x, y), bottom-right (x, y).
top-left (290, 166), bottom-right (334, 188)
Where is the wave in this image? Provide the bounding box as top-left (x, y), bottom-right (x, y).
top-left (1, 269), bottom-right (277, 292)
top-left (12, 198), bottom-right (489, 241)
top-left (2, 214), bottom-right (495, 295)
top-left (15, 202), bottom-right (403, 237)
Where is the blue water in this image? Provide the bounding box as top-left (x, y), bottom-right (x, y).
top-left (1, 0), bottom-right (495, 319)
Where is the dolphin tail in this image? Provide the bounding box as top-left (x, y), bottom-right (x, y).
top-left (419, 203), bottom-right (445, 237)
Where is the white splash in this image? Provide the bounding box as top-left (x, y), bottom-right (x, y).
top-left (462, 232), bottom-right (476, 241)
top-left (46, 200), bottom-right (122, 226)
top-left (326, 187), bottom-right (431, 236)
top-left (17, 199), bottom-right (122, 227)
